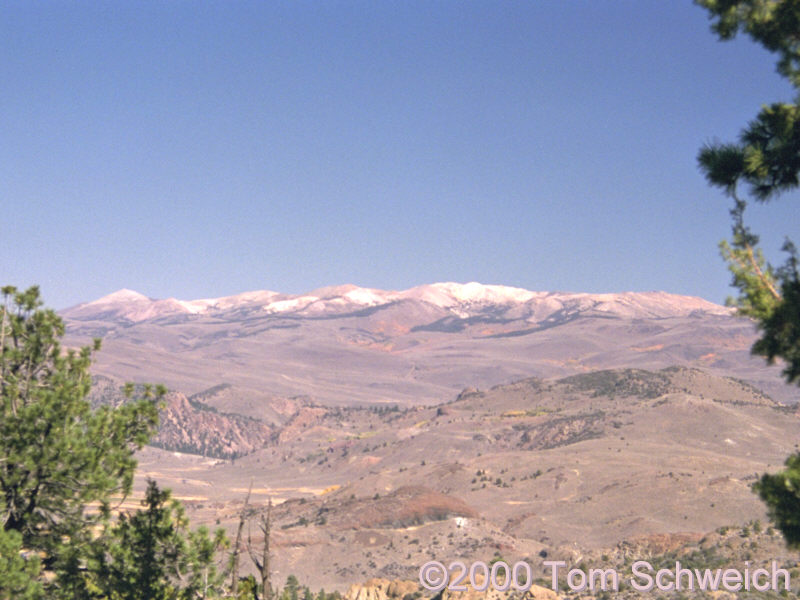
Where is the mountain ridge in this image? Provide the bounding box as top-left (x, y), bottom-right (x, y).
top-left (61, 281), bottom-right (797, 407)
top-left (64, 282), bottom-right (731, 324)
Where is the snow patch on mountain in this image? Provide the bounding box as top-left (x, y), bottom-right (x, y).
top-left (263, 296), bottom-right (321, 314)
top-left (420, 282), bottom-right (538, 306)
top-left (87, 289), bottom-right (152, 304)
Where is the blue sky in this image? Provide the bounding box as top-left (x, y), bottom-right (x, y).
top-left (2, 1), bottom-right (798, 309)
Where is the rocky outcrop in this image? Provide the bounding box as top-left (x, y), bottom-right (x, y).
top-left (344, 579), bottom-right (419, 600)
top-left (151, 392), bottom-right (273, 459)
top-left (88, 380), bottom-right (273, 459)
top-left (343, 579), bottom-right (563, 600)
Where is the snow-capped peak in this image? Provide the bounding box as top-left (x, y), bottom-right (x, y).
top-left (88, 288), bottom-right (152, 305)
top-left (410, 282), bottom-right (538, 306)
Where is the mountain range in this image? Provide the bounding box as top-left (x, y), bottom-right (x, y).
top-left (62, 282), bottom-right (797, 407)
top-left (63, 282), bottom-right (730, 323)
top-left (58, 283), bottom-right (800, 589)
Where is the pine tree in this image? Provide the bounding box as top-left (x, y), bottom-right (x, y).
top-left (0, 285), bottom-right (159, 591)
top-left (753, 453), bottom-right (800, 546)
top-left (283, 575), bottom-right (300, 600)
top-left (0, 528), bottom-right (43, 599)
top-left (696, 0), bottom-right (800, 546)
top-left (696, 0), bottom-right (800, 385)
top-left (91, 479), bottom-right (228, 600)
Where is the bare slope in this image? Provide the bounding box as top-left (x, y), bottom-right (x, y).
top-left (128, 367), bottom-right (800, 589)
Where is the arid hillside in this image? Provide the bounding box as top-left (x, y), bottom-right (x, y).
top-left (111, 367), bottom-right (800, 590)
